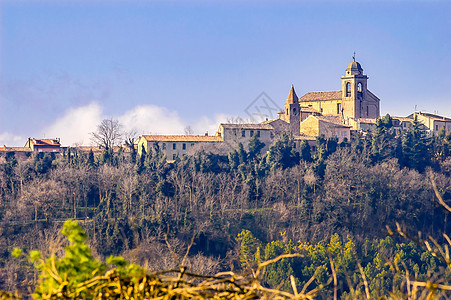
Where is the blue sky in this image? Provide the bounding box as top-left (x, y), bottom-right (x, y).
top-left (1, 0), bottom-right (450, 146)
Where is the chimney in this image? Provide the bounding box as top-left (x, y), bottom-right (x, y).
top-left (205, 132), bottom-right (208, 136)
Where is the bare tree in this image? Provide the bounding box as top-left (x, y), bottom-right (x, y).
top-left (91, 118), bottom-right (123, 150)
top-left (184, 126), bottom-right (194, 135)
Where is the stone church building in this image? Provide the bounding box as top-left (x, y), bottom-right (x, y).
top-left (262, 59), bottom-right (380, 142)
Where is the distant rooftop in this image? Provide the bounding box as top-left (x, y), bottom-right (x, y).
top-left (219, 123), bottom-right (274, 130)
top-left (141, 135), bottom-right (223, 142)
top-left (299, 91), bottom-right (342, 102)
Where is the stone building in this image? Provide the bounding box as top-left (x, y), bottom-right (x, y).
top-left (270, 59), bottom-right (380, 141)
top-left (24, 138), bottom-right (62, 152)
top-left (217, 123), bottom-right (274, 150)
top-left (136, 135), bottom-right (222, 161)
top-left (409, 112), bottom-right (451, 135)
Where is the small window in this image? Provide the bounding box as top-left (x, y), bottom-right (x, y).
top-left (337, 103), bottom-right (342, 115)
top-left (257, 130), bottom-right (260, 137)
top-left (293, 142), bottom-right (297, 149)
top-left (191, 143), bottom-right (194, 146)
top-left (242, 130), bottom-right (246, 137)
top-left (436, 125), bottom-right (439, 131)
top-left (366, 106), bottom-right (369, 116)
top-left (250, 130), bottom-right (254, 137)
top-left (293, 108), bottom-right (297, 115)
top-left (162, 143), bottom-right (166, 150)
top-left (182, 143), bottom-right (186, 150)
top-left (346, 82), bottom-right (351, 97)
top-left (172, 154), bottom-right (176, 160)
top-left (357, 82), bottom-right (363, 93)
top-left (173, 143), bottom-right (176, 150)
top-left (286, 109), bottom-right (289, 114)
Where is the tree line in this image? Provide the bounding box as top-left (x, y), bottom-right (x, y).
top-left (0, 115), bottom-right (450, 296)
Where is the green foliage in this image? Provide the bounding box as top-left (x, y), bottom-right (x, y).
top-left (236, 229), bottom-right (262, 269)
top-left (266, 134), bottom-right (299, 169)
top-left (32, 220), bottom-right (107, 298)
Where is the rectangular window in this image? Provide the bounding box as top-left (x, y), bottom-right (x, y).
top-left (366, 106), bottom-right (369, 116)
top-left (242, 130), bottom-right (246, 137)
top-left (436, 125), bottom-right (439, 131)
top-left (250, 130), bottom-right (254, 137)
top-left (172, 154), bottom-right (176, 160)
top-left (173, 143), bottom-right (176, 150)
top-left (257, 130), bottom-right (261, 137)
top-left (293, 142), bottom-right (296, 148)
top-left (191, 143), bottom-right (194, 147)
top-left (337, 103), bottom-right (341, 115)
top-left (182, 143), bottom-right (186, 150)
top-left (162, 143), bottom-right (166, 150)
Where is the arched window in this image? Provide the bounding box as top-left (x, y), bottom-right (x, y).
top-left (346, 82), bottom-right (351, 97)
top-left (357, 82), bottom-right (363, 93)
top-left (293, 108), bottom-right (297, 115)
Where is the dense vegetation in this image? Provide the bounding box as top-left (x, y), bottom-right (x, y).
top-left (0, 116), bottom-right (450, 298)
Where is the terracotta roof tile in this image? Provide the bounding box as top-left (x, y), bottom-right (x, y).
top-left (0, 147), bottom-right (32, 152)
top-left (220, 123), bottom-right (273, 130)
top-left (31, 139), bottom-right (61, 146)
top-left (415, 112), bottom-right (451, 122)
top-left (141, 135), bottom-right (223, 142)
top-left (299, 91), bottom-right (342, 102)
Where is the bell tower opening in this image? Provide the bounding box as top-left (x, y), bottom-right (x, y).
top-left (346, 82), bottom-right (351, 97)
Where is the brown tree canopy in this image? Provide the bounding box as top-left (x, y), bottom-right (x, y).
top-left (90, 118), bottom-right (123, 150)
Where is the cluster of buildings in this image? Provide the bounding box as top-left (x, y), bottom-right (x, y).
top-left (1, 59), bottom-right (450, 161)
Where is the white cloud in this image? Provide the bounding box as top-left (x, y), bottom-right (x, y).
top-left (191, 113), bottom-right (229, 135)
top-left (119, 105), bottom-right (186, 136)
top-left (0, 132), bottom-right (24, 147)
top-left (42, 102), bottom-right (103, 146)
top-left (11, 102), bottom-right (233, 147)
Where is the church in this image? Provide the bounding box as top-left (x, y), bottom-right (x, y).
top-left (249, 58), bottom-right (381, 143)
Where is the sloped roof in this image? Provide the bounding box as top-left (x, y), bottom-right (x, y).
top-left (414, 112), bottom-right (451, 122)
top-left (392, 116), bottom-right (414, 123)
top-left (286, 85), bottom-right (298, 104)
top-left (141, 135), bottom-right (223, 142)
top-left (314, 115), bottom-right (352, 128)
top-left (367, 90), bottom-right (380, 101)
top-left (299, 106), bottom-right (320, 113)
top-left (299, 91), bottom-right (342, 102)
top-left (220, 123), bottom-right (273, 130)
top-left (30, 139), bottom-right (61, 146)
top-left (0, 146), bottom-right (32, 152)
top-left (261, 119), bottom-right (287, 125)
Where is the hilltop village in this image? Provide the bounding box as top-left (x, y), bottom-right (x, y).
top-left (1, 59), bottom-right (450, 160)
top-left (1, 60), bottom-right (451, 299)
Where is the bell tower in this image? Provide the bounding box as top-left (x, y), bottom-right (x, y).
top-left (341, 57), bottom-right (368, 119)
top-left (282, 85), bottom-right (301, 135)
